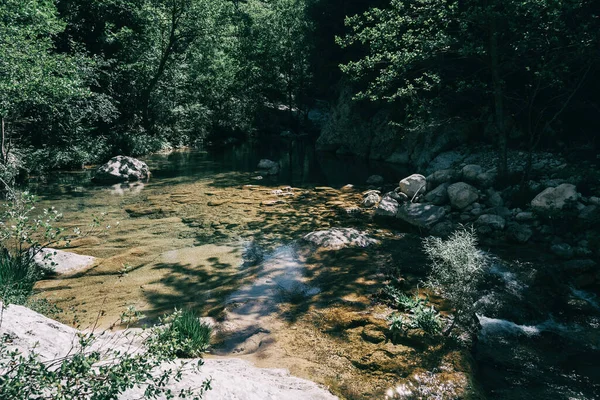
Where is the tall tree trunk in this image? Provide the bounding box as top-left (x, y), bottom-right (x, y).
top-left (1, 117), bottom-right (6, 164)
top-left (489, 3), bottom-right (507, 178)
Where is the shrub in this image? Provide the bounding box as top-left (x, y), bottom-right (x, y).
top-left (423, 227), bottom-right (488, 335)
top-left (148, 309), bottom-right (212, 358)
top-left (0, 325), bottom-right (210, 399)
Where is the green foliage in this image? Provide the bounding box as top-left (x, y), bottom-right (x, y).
top-left (423, 227), bottom-right (488, 335)
top-left (148, 309), bottom-right (212, 358)
top-left (384, 286), bottom-right (442, 338)
top-left (0, 189), bottom-right (111, 310)
top-left (0, 328), bottom-right (211, 399)
top-left (339, 0), bottom-right (600, 160)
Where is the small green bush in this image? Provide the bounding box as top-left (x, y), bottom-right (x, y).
top-left (423, 227), bottom-right (488, 335)
top-left (149, 309), bottom-right (212, 358)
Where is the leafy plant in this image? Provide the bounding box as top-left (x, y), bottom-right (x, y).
top-left (148, 309), bottom-right (212, 359)
top-left (0, 325), bottom-right (211, 399)
top-left (387, 298), bottom-right (442, 339)
top-left (423, 227), bottom-right (488, 336)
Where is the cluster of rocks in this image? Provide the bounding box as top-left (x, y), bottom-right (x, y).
top-left (361, 162), bottom-right (599, 288)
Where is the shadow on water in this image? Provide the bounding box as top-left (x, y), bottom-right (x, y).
top-left (27, 139), bottom-right (411, 199)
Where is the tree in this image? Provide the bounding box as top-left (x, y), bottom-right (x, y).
top-left (339, 0), bottom-right (600, 177)
top-left (0, 0), bottom-right (114, 173)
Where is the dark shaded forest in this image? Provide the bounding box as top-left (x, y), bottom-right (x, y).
top-left (1, 0), bottom-right (599, 180)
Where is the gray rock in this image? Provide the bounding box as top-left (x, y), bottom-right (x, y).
top-left (515, 211), bottom-right (535, 222)
top-left (366, 175), bottom-right (384, 185)
top-left (257, 159), bottom-right (278, 169)
top-left (396, 203), bottom-right (446, 228)
top-left (375, 195), bottom-right (400, 217)
top-left (486, 189), bottom-right (504, 208)
top-left (462, 164), bottom-right (483, 182)
top-left (362, 192), bottom-right (380, 208)
top-left (424, 182), bottom-right (450, 205)
top-left (589, 196), bottom-right (600, 206)
top-left (430, 221), bottom-right (455, 237)
top-left (398, 174), bottom-right (427, 199)
top-left (258, 159), bottom-right (280, 175)
top-left (303, 228), bottom-right (379, 250)
top-left (476, 214), bottom-right (506, 231)
top-left (385, 191), bottom-right (405, 203)
top-left (487, 206), bottom-right (512, 218)
top-left (461, 164), bottom-right (496, 188)
top-left (506, 223), bottom-right (532, 243)
top-left (551, 243), bottom-right (574, 259)
top-left (0, 305), bottom-right (338, 400)
top-left (93, 156), bottom-right (150, 183)
top-left (447, 182), bottom-right (479, 210)
top-left (426, 169), bottom-right (459, 190)
top-left (531, 183), bottom-right (578, 211)
top-left (33, 248), bottom-right (97, 275)
top-left (578, 205), bottom-right (599, 221)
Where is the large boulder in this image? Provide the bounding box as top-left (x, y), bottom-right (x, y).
top-left (396, 203), bottom-right (446, 228)
top-left (424, 182), bottom-right (450, 205)
top-left (447, 182), bottom-right (479, 210)
top-left (426, 169), bottom-right (459, 190)
top-left (93, 156), bottom-right (150, 183)
top-left (302, 228), bottom-right (379, 250)
top-left (531, 183), bottom-right (578, 211)
top-left (375, 195), bottom-right (400, 217)
top-left (33, 248), bottom-right (97, 275)
top-left (0, 304), bottom-right (338, 400)
top-left (398, 174), bottom-right (427, 199)
top-left (257, 159), bottom-right (280, 175)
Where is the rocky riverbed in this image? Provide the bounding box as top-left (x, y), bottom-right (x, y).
top-left (24, 144), bottom-right (600, 399)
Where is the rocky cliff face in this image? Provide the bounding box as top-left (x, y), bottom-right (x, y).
top-left (316, 86), bottom-right (470, 169)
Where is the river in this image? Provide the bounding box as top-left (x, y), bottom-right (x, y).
top-left (25, 140), bottom-right (600, 399)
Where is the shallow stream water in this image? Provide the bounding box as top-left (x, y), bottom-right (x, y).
top-left (26, 140), bottom-right (600, 399)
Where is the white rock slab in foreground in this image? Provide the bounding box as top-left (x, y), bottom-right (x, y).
top-left (33, 248), bottom-right (98, 275)
top-left (0, 304), bottom-right (337, 400)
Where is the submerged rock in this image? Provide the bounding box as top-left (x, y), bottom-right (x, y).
top-left (302, 228), bottom-right (379, 250)
top-left (93, 156), bottom-right (150, 183)
top-left (396, 203), bottom-right (446, 228)
top-left (32, 248), bottom-right (97, 275)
